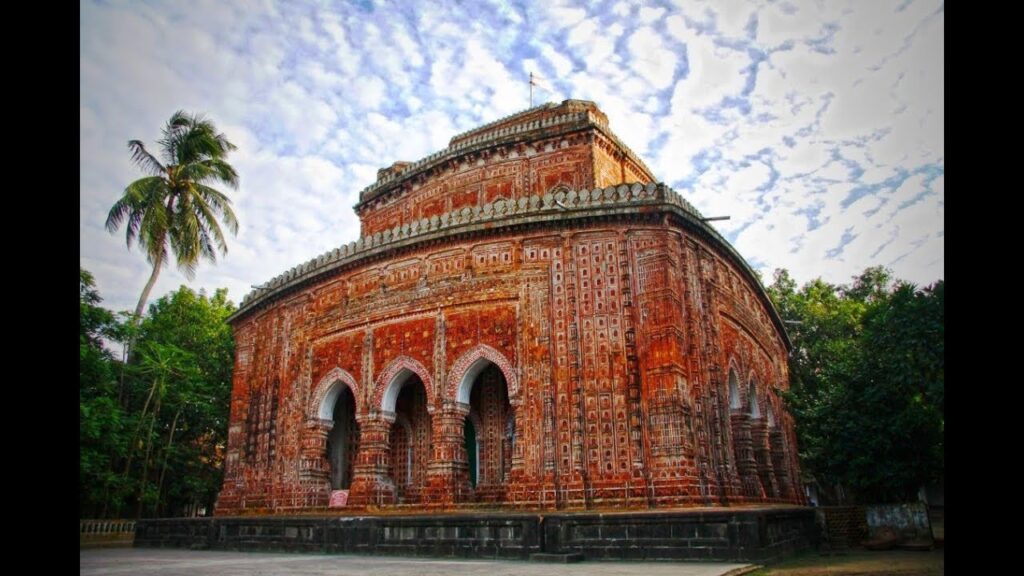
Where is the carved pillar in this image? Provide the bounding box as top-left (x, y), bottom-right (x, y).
top-left (632, 240), bottom-right (696, 506)
top-left (619, 234), bottom-right (649, 504)
top-left (297, 418), bottom-right (333, 507)
top-left (539, 389), bottom-right (558, 508)
top-left (769, 427), bottom-right (794, 499)
top-left (730, 411), bottom-right (761, 499)
top-left (433, 312), bottom-right (446, 402)
top-left (510, 401), bottom-right (525, 478)
top-left (505, 403), bottom-right (520, 475)
top-left (347, 411), bottom-right (395, 507)
top-left (564, 240), bottom-right (589, 509)
top-left (715, 376), bottom-right (744, 503)
top-left (424, 401), bottom-right (471, 505)
top-left (751, 418), bottom-right (777, 499)
top-left (645, 384), bottom-right (688, 501)
top-left (512, 265), bottom-right (553, 507)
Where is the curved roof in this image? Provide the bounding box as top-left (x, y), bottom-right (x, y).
top-left (231, 181), bottom-right (792, 351)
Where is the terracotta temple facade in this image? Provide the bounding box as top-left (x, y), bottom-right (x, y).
top-left (215, 100), bottom-right (804, 515)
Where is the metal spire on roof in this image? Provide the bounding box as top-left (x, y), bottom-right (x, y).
top-left (529, 71), bottom-right (553, 107)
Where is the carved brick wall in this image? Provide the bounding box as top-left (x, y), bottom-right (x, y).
top-left (216, 101), bottom-right (804, 515)
top-left (355, 100), bottom-right (654, 238)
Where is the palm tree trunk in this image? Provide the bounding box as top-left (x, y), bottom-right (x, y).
top-left (123, 255), bottom-right (162, 386)
top-left (137, 397), bottom-right (161, 518)
top-left (134, 257), bottom-right (163, 320)
top-left (155, 405), bottom-right (183, 517)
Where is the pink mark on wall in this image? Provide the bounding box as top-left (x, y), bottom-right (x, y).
top-left (330, 490), bottom-right (349, 507)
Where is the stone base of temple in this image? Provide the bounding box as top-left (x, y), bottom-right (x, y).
top-left (135, 506), bottom-right (816, 562)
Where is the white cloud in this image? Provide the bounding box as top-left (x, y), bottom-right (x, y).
top-left (565, 16), bottom-right (602, 56)
top-left (639, 6), bottom-right (666, 25)
top-left (627, 27), bottom-right (678, 90)
top-left (541, 44), bottom-right (574, 78)
top-left (548, 4), bottom-right (588, 28)
top-left (81, 0), bottom-right (944, 316)
top-left (670, 32), bottom-right (748, 110)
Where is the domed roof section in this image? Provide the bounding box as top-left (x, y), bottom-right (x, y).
top-left (355, 99), bottom-right (655, 210)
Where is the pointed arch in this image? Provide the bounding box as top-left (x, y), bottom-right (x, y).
top-left (765, 386), bottom-right (782, 427)
top-left (309, 367), bottom-right (360, 419)
top-left (447, 344), bottom-right (519, 405)
top-left (748, 375), bottom-right (761, 419)
top-left (376, 356), bottom-right (434, 413)
top-left (727, 365), bottom-right (742, 409)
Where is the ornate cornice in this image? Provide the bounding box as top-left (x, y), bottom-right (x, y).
top-left (230, 182), bottom-right (789, 350)
top-left (354, 100), bottom-right (655, 211)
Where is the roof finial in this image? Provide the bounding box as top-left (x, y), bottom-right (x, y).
top-left (529, 71), bottom-right (553, 107)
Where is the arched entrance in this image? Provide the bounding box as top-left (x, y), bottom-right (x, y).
top-left (727, 367), bottom-right (760, 499)
top-left (306, 368), bottom-right (361, 504)
top-left (729, 370), bottom-right (741, 409)
top-left (464, 417), bottom-right (479, 488)
top-left (463, 362), bottom-right (512, 500)
top-left (749, 379), bottom-right (775, 498)
top-left (326, 386), bottom-right (359, 490)
top-left (385, 373), bottom-right (431, 503)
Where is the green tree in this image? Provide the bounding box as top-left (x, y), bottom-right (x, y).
top-left (132, 286), bottom-right (236, 516)
top-left (852, 280), bottom-right (944, 499)
top-left (80, 268), bottom-right (115, 347)
top-left (80, 268), bottom-right (129, 517)
top-left (767, 270), bottom-right (865, 398)
top-left (767, 268), bottom-right (944, 503)
top-left (80, 273), bottom-right (237, 518)
top-left (105, 111), bottom-right (240, 321)
top-left (841, 265), bottom-right (893, 304)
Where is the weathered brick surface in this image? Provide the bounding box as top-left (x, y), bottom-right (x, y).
top-left (216, 100), bottom-right (804, 515)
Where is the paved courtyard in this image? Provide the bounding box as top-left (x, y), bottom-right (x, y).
top-left (80, 548), bottom-right (754, 576)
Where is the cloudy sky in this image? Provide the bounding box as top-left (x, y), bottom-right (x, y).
top-left (80, 0), bottom-right (943, 315)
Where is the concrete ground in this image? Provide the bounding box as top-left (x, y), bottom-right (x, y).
top-left (80, 548), bottom-right (755, 576)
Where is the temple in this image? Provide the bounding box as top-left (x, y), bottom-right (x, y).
top-left (215, 99), bottom-right (804, 514)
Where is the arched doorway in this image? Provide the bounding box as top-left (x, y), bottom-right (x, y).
top-left (326, 386), bottom-right (359, 490)
top-left (386, 374), bottom-right (431, 503)
top-left (727, 367), bottom-right (760, 499)
top-left (464, 362), bottom-right (512, 500)
top-left (749, 379), bottom-right (775, 498)
top-left (465, 417), bottom-right (479, 488)
top-left (729, 370), bottom-right (741, 409)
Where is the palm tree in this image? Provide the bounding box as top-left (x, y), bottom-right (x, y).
top-left (106, 111), bottom-right (240, 321)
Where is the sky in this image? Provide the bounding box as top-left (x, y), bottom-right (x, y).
top-left (80, 0), bottom-right (943, 316)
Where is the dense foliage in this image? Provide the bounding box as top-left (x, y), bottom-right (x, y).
top-left (766, 267), bottom-right (944, 503)
top-left (80, 268), bottom-right (235, 518)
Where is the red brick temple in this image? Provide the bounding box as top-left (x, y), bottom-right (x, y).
top-left (215, 100), bottom-right (804, 515)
